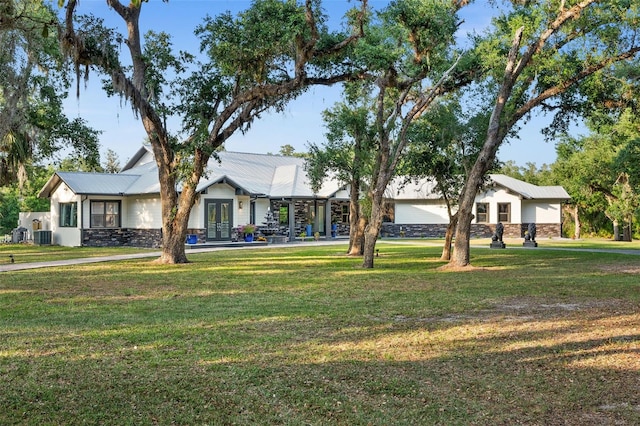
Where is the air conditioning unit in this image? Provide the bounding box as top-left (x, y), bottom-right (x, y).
top-left (34, 230), bottom-right (52, 245)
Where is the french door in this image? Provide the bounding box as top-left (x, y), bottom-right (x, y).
top-left (205, 199), bottom-right (233, 241)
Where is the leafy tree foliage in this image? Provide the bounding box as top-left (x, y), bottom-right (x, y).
top-left (0, 164), bottom-right (51, 234)
top-left (102, 148), bottom-right (121, 173)
top-left (496, 161), bottom-right (553, 186)
top-left (0, 0), bottom-right (100, 189)
top-left (353, 0), bottom-right (477, 268)
top-left (401, 98), bottom-right (490, 260)
top-left (306, 82), bottom-right (377, 256)
top-left (0, 189), bottom-right (20, 235)
top-left (276, 144), bottom-right (306, 158)
top-left (552, 109), bottom-right (640, 240)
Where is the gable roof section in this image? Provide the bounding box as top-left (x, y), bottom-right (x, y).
top-left (489, 174), bottom-right (570, 200)
top-left (387, 174), bottom-right (570, 201)
top-left (120, 146), bottom-right (154, 172)
top-left (39, 172), bottom-right (141, 198)
top-left (196, 175), bottom-right (251, 195)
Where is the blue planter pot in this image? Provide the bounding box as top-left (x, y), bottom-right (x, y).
top-left (244, 234), bottom-right (254, 242)
top-left (306, 224), bottom-right (313, 237)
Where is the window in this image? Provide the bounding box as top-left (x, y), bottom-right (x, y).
top-left (498, 203), bottom-right (511, 223)
top-left (59, 203), bottom-right (77, 227)
top-left (341, 205), bottom-right (349, 223)
top-left (476, 203), bottom-right (489, 223)
top-left (91, 201), bottom-right (121, 228)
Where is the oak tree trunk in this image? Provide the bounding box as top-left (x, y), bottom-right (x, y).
top-left (362, 195), bottom-right (384, 268)
top-left (347, 176), bottom-right (366, 256)
top-left (440, 213), bottom-right (458, 261)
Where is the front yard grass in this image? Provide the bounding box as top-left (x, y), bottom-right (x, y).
top-left (0, 244), bottom-right (156, 265)
top-left (1, 242), bottom-right (638, 425)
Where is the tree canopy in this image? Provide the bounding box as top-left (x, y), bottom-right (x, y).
top-left (0, 0), bottom-right (100, 189)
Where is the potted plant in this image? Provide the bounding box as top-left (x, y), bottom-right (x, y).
top-left (240, 224), bottom-right (256, 242)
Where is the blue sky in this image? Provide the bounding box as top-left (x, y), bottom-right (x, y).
top-left (62, 0), bottom-right (565, 167)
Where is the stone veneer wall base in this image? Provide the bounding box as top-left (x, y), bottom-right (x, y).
top-left (380, 223), bottom-right (561, 239)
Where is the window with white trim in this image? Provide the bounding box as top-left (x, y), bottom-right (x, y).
top-left (91, 201), bottom-right (121, 228)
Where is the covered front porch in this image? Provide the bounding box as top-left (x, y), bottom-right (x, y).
top-left (256, 198), bottom-right (351, 241)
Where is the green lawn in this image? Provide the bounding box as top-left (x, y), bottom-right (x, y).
top-left (0, 244), bottom-right (157, 264)
top-left (1, 241), bottom-right (639, 425)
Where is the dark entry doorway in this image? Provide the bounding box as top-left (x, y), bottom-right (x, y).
top-left (205, 199), bottom-right (233, 241)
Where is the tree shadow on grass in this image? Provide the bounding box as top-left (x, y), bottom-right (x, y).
top-left (1, 298), bottom-right (639, 425)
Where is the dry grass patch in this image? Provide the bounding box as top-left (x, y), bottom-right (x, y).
top-left (599, 264), bottom-right (640, 274)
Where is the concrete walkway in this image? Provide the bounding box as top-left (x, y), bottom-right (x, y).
top-left (0, 240), bottom-right (349, 273)
top-left (1, 239), bottom-right (639, 273)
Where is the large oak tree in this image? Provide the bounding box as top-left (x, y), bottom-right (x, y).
top-left (61, 0), bottom-right (368, 263)
top-left (449, 0), bottom-right (640, 268)
top-left (357, 0), bottom-right (476, 268)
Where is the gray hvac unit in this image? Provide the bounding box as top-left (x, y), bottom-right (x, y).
top-left (34, 230), bottom-right (52, 245)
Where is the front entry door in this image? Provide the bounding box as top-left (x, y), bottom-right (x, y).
top-left (205, 199), bottom-right (233, 241)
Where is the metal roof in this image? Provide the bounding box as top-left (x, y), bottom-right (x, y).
top-left (39, 147), bottom-right (570, 202)
top-left (489, 174), bottom-right (570, 200)
top-left (385, 174), bottom-right (570, 201)
top-left (39, 172), bottom-right (141, 198)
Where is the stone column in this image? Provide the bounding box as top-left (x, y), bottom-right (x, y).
top-left (288, 201), bottom-right (295, 242)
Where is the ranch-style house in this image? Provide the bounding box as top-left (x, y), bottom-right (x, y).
top-left (37, 146), bottom-right (570, 247)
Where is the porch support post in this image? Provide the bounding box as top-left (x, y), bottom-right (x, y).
top-left (313, 200), bottom-right (320, 237)
top-left (325, 200), bottom-right (332, 239)
top-left (288, 200), bottom-right (295, 242)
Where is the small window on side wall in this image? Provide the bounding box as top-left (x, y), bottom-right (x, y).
top-left (59, 203), bottom-right (77, 227)
top-left (476, 203), bottom-right (489, 223)
top-left (498, 203), bottom-right (511, 223)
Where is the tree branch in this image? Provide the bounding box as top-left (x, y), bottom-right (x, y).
top-left (508, 46), bottom-right (640, 132)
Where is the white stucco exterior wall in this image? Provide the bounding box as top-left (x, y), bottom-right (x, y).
top-left (126, 195), bottom-right (162, 228)
top-left (50, 182), bottom-right (81, 246)
top-left (253, 199), bottom-right (271, 228)
top-left (18, 212), bottom-right (51, 231)
top-left (394, 201), bottom-right (450, 224)
top-left (234, 196), bottom-right (251, 227)
top-left (522, 200), bottom-right (562, 224)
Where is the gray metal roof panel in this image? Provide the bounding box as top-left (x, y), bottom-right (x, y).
top-left (42, 152), bottom-right (570, 203)
top-left (55, 172), bottom-right (141, 195)
top-left (489, 174), bottom-right (570, 200)
top-left (386, 178), bottom-right (442, 200)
